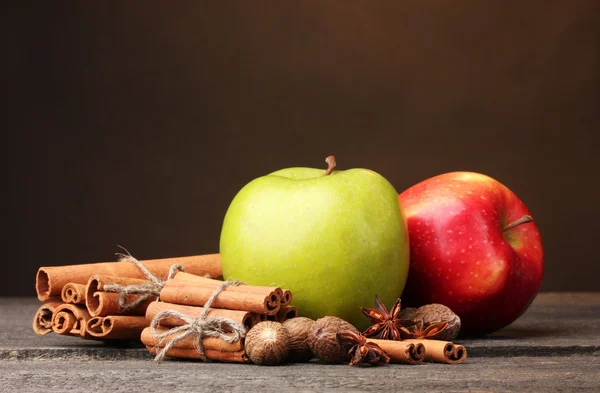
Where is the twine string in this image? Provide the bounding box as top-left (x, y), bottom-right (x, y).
top-left (103, 247), bottom-right (184, 311)
top-left (150, 280), bottom-right (246, 362)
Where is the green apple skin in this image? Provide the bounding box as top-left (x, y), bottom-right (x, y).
top-left (220, 166), bottom-right (410, 330)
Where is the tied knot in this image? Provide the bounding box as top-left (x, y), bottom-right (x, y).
top-left (103, 247), bottom-right (184, 312)
top-left (150, 280), bottom-right (246, 362)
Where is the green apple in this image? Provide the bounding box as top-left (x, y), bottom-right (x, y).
top-left (219, 157), bottom-right (410, 330)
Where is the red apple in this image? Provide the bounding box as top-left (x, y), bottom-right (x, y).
top-left (399, 172), bottom-right (543, 335)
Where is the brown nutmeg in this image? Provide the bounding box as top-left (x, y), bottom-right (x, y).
top-left (399, 307), bottom-right (418, 321)
top-left (282, 317), bottom-right (315, 362)
top-left (413, 303), bottom-right (461, 340)
top-left (307, 316), bottom-right (359, 364)
top-left (244, 321), bottom-right (290, 365)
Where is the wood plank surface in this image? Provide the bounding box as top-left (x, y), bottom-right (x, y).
top-left (1, 293), bottom-right (599, 392)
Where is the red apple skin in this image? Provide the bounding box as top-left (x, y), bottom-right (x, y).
top-left (399, 172), bottom-right (543, 335)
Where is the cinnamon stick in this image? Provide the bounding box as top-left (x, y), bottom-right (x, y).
top-left (257, 306), bottom-right (298, 322)
top-left (141, 326), bottom-right (249, 363)
top-left (86, 316), bottom-right (147, 340)
top-left (32, 301), bottom-right (63, 336)
top-left (145, 345), bottom-right (249, 363)
top-left (172, 272), bottom-right (287, 308)
top-left (86, 275), bottom-right (155, 317)
top-left (366, 339), bottom-right (425, 365)
top-left (61, 283), bottom-right (86, 304)
top-left (160, 278), bottom-right (281, 315)
top-left (276, 306), bottom-right (299, 323)
top-left (259, 314), bottom-right (279, 322)
top-left (226, 282), bottom-right (290, 307)
top-left (36, 253), bottom-right (222, 301)
top-left (145, 301), bottom-right (259, 331)
top-left (51, 303), bottom-right (94, 339)
top-left (280, 290), bottom-right (292, 307)
top-left (404, 339), bottom-right (467, 364)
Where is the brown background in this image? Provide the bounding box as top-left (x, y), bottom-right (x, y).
top-left (2, 1), bottom-right (598, 296)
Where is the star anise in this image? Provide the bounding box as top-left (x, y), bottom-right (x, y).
top-left (336, 330), bottom-right (390, 366)
top-left (398, 319), bottom-right (449, 339)
top-left (360, 296), bottom-right (415, 340)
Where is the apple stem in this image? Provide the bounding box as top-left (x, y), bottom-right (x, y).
top-left (324, 155), bottom-right (337, 176)
top-left (502, 215), bottom-right (534, 233)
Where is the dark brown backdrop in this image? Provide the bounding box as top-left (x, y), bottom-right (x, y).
top-left (2, 1), bottom-right (598, 296)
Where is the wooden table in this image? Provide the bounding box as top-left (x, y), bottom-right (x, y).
top-left (1, 293), bottom-right (599, 392)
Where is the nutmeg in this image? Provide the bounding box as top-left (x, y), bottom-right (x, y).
top-left (307, 316), bottom-right (359, 364)
top-left (413, 303), bottom-right (461, 340)
top-left (399, 307), bottom-right (418, 321)
top-left (244, 321), bottom-right (290, 365)
top-left (282, 317), bottom-right (315, 362)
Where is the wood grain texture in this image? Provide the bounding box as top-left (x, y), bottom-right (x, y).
top-left (2, 293), bottom-right (600, 391)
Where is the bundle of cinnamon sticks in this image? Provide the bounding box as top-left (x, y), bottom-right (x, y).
top-left (141, 272), bottom-right (297, 362)
top-left (33, 253), bottom-right (222, 341)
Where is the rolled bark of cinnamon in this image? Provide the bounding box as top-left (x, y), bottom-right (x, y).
top-left (145, 301), bottom-right (259, 332)
top-left (61, 283), bottom-right (86, 304)
top-left (280, 290), bottom-right (292, 307)
top-left (145, 345), bottom-right (249, 363)
top-left (404, 339), bottom-right (467, 364)
top-left (160, 278), bottom-right (281, 315)
top-left (36, 253), bottom-right (222, 301)
top-left (32, 301), bottom-right (63, 336)
top-left (276, 306), bottom-right (299, 322)
top-left (86, 275), bottom-right (155, 317)
top-left (172, 272), bottom-right (286, 309)
top-left (141, 326), bottom-right (249, 363)
top-left (367, 339), bottom-right (425, 365)
top-left (175, 272), bottom-right (293, 308)
top-left (51, 303), bottom-right (94, 339)
top-left (86, 316), bottom-right (147, 340)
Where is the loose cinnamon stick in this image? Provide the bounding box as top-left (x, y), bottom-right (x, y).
top-left (276, 306), bottom-right (299, 322)
top-left (141, 326), bottom-right (249, 363)
top-left (32, 301), bottom-right (63, 336)
top-left (86, 316), bottom-right (147, 340)
top-left (51, 303), bottom-right (94, 339)
top-left (61, 283), bottom-right (86, 304)
top-left (367, 339), bottom-right (425, 365)
top-left (160, 279), bottom-right (281, 315)
top-left (86, 275), bottom-right (155, 317)
top-left (36, 253), bottom-right (222, 301)
top-left (145, 301), bottom-right (259, 332)
top-left (404, 339), bottom-right (467, 364)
